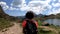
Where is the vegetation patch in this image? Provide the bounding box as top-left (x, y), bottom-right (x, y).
top-left (38, 27), bottom-right (57, 34)
top-left (0, 18), bottom-right (14, 31)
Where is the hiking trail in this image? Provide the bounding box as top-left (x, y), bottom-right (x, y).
top-left (0, 22), bottom-right (59, 34)
top-left (0, 22), bottom-right (23, 34)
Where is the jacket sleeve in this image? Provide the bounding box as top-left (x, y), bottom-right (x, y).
top-left (22, 20), bottom-right (26, 28)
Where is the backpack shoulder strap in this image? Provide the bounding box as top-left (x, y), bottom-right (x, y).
top-left (31, 20), bottom-right (38, 28)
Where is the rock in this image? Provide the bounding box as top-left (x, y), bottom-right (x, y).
top-left (2, 28), bottom-right (9, 32)
top-left (41, 28), bottom-right (51, 32)
top-left (42, 22), bottom-right (50, 26)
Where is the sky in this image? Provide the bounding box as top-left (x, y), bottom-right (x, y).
top-left (0, 0), bottom-right (60, 16)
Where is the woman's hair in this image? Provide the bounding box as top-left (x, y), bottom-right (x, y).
top-left (25, 11), bottom-right (34, 19)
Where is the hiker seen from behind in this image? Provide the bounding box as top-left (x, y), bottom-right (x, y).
top-left (22, 11), bottom-right (38, 34)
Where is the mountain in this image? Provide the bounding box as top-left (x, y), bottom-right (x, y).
top-left (0, 5), bottom-right (17, 21)
top-left (0, 5), bottom-right (9, 19)
top-left (34, 14), bottom-right (44, 18)
top-left (40, 13), bottom-right (60, 21)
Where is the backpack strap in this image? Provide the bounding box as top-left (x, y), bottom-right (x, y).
top-left (22, 19), bottom-right (38, 28)
top-left (26, 19), bottom-right (38, 28)
top-left (31, 20), bottom-right (38, 28)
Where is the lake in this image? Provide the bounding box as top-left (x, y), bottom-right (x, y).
top-left (44, 19), bottom-right (60, 26)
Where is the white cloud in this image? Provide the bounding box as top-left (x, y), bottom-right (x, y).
top-left (11, 0), bottom-right (60, 15)
top-left (32, 0), bottom-right (45, 1)
top-left (11, 0), bottom-right (52, 14)
top-left (49, 8), bottom-right (60, 15)
top-left (0, 0), bottom-right (59, 15)
top-left (50, 1), bottom-right (60, 15)
top-left (58, 0), bottom-right (60, 2)
top-left (11, 0), bottom-right (22, 7)
top-left (53, 0), bottom-right (56, 1)
top-left (29, 0), bottom-right (51, 5)
top-left (27, 0), bottom-right (52, 14)
top-left (25, 1), bottom-right (45, 14)
top-left (11, 0), bottom-right (26, 7)
top-left (0, 1), bottom-right (6, 5)
top-left (9, 7), bottom-right (20, 10)
top-left (0, 1), bottom-right (21, 10)
top-left (0, 1), bottom-right (9, 10)
top-left (52, 3), bottom-right (60, 7)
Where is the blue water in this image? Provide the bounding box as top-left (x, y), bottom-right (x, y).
top-left (44, 19), bottom-right (60, 26)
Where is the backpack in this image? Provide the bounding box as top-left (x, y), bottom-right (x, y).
top-left (25, 20), bottom-right (37, 34)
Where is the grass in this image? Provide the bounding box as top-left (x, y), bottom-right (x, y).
top-left (49, 25), bottom-right (60, 34)
top-left (37, 20), bottom-right (60, 34)
top-left (38, 20), bottom-right (42, 26)
top-left (38, 28), bottom-right (56, 34)
top-left (0, 18), bottom-right (14, 31)
top-left (37, 26), bottom-right (59, 34)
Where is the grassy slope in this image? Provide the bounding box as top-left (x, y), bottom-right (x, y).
top-left (0, 18), bottom-right (14, 31)
top-left (38, 20), bottom-right (60, 34)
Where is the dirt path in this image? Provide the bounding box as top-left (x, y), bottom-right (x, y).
top-left (0, 22), bottom-right (59, 34)
top-left (0, 23), bottom-right (23, 34)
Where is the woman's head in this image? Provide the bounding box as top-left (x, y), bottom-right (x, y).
top-left (25, 11), bottom-right (34, 19)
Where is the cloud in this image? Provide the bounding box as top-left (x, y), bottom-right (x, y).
top-left (49, 8), bottom-right (60, 15)
top-left (9, 7), bottom-right (20, 10)
top-left (27, 0), bottom-right (52, 14)
top-left (0, 1), bottom-right (20, 11)
top-left (0, 0), bottom-right (59, 15)
top-left (59, 0), bottom-right (60, 2)
top-left (33, 0), bottom-right (45, 1)
top-left (11, 0), bottom-right (52, 14)
top-left (11, 0), bottom-right (24, 7)
top-left (11, 0), bottom-right (60, 15)
top-left (0, 1), bottom-right (9, 10)
top-left (50, 0), bottom-right (60, 15)
top-left (52, 3), bottom-right (60, 7)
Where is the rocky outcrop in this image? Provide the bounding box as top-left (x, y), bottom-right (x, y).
top-left (0, 5), bottom-right (16, 20)
top-left (0, 5), bottom-right (10, 19)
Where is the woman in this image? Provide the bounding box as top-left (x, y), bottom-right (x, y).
top-left (22, 11), bottom-right (38, 34)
